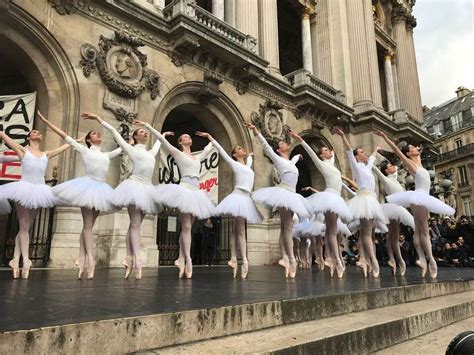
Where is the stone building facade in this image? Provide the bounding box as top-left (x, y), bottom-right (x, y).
top-left (0, 0), bottom-right (429, 268)
top-left (424, 87), bottom-right (474, 218)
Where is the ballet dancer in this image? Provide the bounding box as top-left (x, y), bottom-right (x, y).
top-left (289, 130), bottom-right (352, 278)
top-left (0, 119), bottom-right (71, 279)
top-left (196, 131), bottom-right (262, 278)
top-left (334, 127), bottom-right (388, 278)
top-left (38, 112), bottom-right (122, 279)
top-left (372, 159), bottom-right (415, 275)
top-left (374, 130), bottom-right (455, 278)
top-left (81, 113), bottom-right (162, 280)
top-left (245, 122), bottom-right (309, 278)
top-left (141, 123), bottom-right (215, 279)
top-left (0, 154), bottom-right (20, 215)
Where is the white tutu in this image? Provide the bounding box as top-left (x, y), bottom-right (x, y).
top-left (386, 191), bottom-right (455, 216)
top-left (337, 219), bottom-right (352, 237)
top-left (214, 189), bottom-right (262, 224)
top-left (0, 199), bottom-right (11, 215)
top-left (110, 178), bottom-right (160, 214)
top-left (53, 176), bottom-right (115, 211)
top-left (293, 219), bottom-right (312, 238)
top-left (1, 181), bottom-right (55, 209)
top-left (374, 219), bottom-right (389, 234)
top-left (154, 183), bottom-right (215, 220)
top-left (307, 191), bottom-right (353, 222)
top-left (252, 187), bottom-right (310, 219)
top-left (347, 190), bottom-right (388, 224)
top-left (301, 221), bottom-right (326, 237)
top-left (380, 203), bottom-right (415, 228)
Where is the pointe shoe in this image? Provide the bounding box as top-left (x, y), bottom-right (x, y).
top-left (75, 259), bottom-right (85, 279)
top-left (336, 261), bottom-right (344, 279)
top-left (315, 258), bottom-right (325, 271)
top-left (289, 259), bottom-right (297, 278)
top-left (399, 260), bottom-right (407, 276)
top-left (21, 259), bottom-right (32, 279)
top-left (278, 258), bottom-right (290, 278)
top-left (9, 259), bottom-right (20, 279)
top-left (416, 259), bottom-right (427, 277)
top-left (122, 257), bottom-right (133, 279)
top-left (228, 259), bottom-right (238, 278)
top-left (174, 258), bottom-right (185, 279)
top-left (372, 264), bottom-right (380, 278)
top-left (428, 259), bottom-right (437, 279)
top-left (87, 267), bottom-right (95, 280)
top-left (184, 262), bottom-right (193, 279)
top-left (134, 262), bottom-right (142, 280)
top-left (356, 261), bottom-right (368, 278)
top-left (241, 260), bottom-right (249, 279)
top-left (387, 259), bottom-right (397, 275)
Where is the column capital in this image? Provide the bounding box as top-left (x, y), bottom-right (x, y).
top-left (384, 49), bottom-right (395, 61)
top-left (300, 5), bottom-right (314, 20)
top-left (405, 15), bottom-right (417, 32)
top-left (391, 4), bottom-right (409, 24)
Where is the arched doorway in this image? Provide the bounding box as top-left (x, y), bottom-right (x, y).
top-left (153, 84), bottom-right (251, 265)
top-left (0, 5), bottom-right (80, 266)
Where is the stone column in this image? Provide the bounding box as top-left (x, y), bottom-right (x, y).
top-left (212, 0), bottom-right (225, 21)
top-left (346, 0), bottom-right (372, 106)
top-left (406, 17), bottom-right (424, 121)
top-left (363, 0), bottom-right (383, 108)
top-left (153, 0), bottom-right (165, 9)
top-left (224, 0), bottom-right (235, 26)
top-left (392, 7), bottom-right (412, 116)
top-left (301, 6), bottom-right (313, 73)
top-left (258, 0), bottom-right (280, 73)
top-left (310, 13), bottom-right (318, 75)
top-left (235, 0), bottom-right (259, 53)
top-left (392, 60), bottom-right (401, 108)
top-left (384, 50), bottom-right (396, 111)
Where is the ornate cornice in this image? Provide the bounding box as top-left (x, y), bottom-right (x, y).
top-left (48, 0), bottom-right (80, 15)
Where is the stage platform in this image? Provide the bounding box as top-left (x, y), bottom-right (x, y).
top-left (1, 266), bottom-right (473, 353)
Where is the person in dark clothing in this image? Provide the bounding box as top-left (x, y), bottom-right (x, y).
top-left (399, 234), bottom-right (410, 265)
top-left (202, 218), bottom-right (217, 266)
top-left (456, 216), bottom-right (474, 251)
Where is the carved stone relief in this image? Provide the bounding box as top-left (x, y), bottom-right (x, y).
top-left (196, 71), bottom-right (223, 104)
top-left (48, 0), bottom-right (80, 15)
top-left (250, 100), bottom-right (290, 148)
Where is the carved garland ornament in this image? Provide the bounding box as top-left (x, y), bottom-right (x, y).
top-left (250, 100), bottom-right (290, 148)
top-left (79, 31), bottom-right (160, 100)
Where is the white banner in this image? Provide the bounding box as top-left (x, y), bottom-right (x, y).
top-left (0, 92), bottom-right (36, 181)
top-left (158, 145), bottom-right (219, 204)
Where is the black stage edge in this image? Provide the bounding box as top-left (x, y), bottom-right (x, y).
top-left (1, 265), bottom-right (473, 333)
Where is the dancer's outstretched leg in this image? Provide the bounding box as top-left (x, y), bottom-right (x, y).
top-left (128, 205), bottom-right (145, 279)
top-left (413, 206), bottom-right (436, 277)
top-left (325, 212), bottom-right (343, 278)
top-left (313, 236), bottom-right (324, 270)
top-left (279, 208), bottom-right (296, 278)
top-left (13, 204), bottom-right (37, 279)
top-left (81, 207), bottom-right (100, 279)
top-left (278, 221), bottom-right (290, 277)
top-left (337, 233), bottom-right (346, 272)
top-left (410, 205), bottom-right (427, 277)
top-left (389, 221), bottom-right (406, 275)
top-left (228, 219), bottom-right (238, 277)
top-left (360, 219), bottom-right (379, 277)
top-left (178, 213), bottom-right (195, 278)
top-left (386, 220), bottom-right (396, 274)
top-left (235, 217), bottom-right (248, 278)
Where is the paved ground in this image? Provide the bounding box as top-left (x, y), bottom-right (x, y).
top-left (375, 317), bottom-right (474, 354)
top-left (0, 265), bottom-right (472, 332)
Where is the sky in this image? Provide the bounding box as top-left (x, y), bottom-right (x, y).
top-left (413, 0), bottom-right (474, 107)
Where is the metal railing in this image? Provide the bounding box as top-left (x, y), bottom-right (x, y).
top-left (435, 143), bottom-right (474, 163)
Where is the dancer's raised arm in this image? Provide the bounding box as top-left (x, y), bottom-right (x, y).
top-left (0, 131), bottom-right (25, 159)
top-left (133, 120), bottom-right (177, 157)
top-left (374, 130), bottom-right (417, 175)
top-left (37, 111), bottom-right (68, 139)
top-left (244, 122), bottom-right (280, 162)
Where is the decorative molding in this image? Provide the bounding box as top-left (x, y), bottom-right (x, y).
top-left (250, 100), bottom-right (290, 148)
top-left (103, 102), bottom-right (138, 124)
top-left (168, 33), bottom-right (200, 67)
top-left (79, 30), bottom-right (160, 100)
top-left (234, 65), bottom-right (264, 95)
top-left (196, 71), bottom-right (223, 104)
top-left (48, 0), bottom-right (80, 15)
top-left (0, 0), bottom-right (11, 11)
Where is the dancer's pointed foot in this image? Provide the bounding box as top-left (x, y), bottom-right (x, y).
top-left (184, 258), bottom-right (193, 279)
top-left (315, 257), bottom-right (325, 271)
top-left (387, 259), bottom-right (397, 275)
top-left (228, 258), bottom-right (238, 278)
top-left (278, 258), bottom-right (290, 278)
top-left (9, 259), bottom-right (20, 279)
top-left (371, 263), bottom-right (380, 278)
top-left (134, 259), bottom-right (142, 280)
top-left (241, 260), bottom-right (249, 279)
top-left (416, 259), bottom-right (427, 277)
top-left (75, 258), bottom-right (85, 279)
top-left (399, 259), bottom-right (407, 276)
top-left (356, 260), bottom-right (368, 278)
top-left (289, 258), bottom-right (297, 278)
top-left (428, 258), bottom-right (437, 279)
top-left (86, 261), bottom-right (96, 279)
top-left (174, 257), bottom-right (185, 279)
top-left (21, 259), bottom-right (32, 279)
top-left (122, 256), bottom-right (133, 279)
top-left (336, 261), bottom-right (344, 278)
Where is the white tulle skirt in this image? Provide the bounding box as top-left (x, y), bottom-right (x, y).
top-left (110, 178), bottom-right (160, 214)
top-left (214, 189), bottom-right (262, 224)
top-left (53, 176), bottom-right (115, 211)
top-left (348, 218), bottom-right (388, 234)
top-left (293, 219), bottom-right (312, 238)
top-left (154, 183), bottom-right (215, 220)
top-left (302, 221), bottom-right (326, 237)
top-left (0, 199), bottom-right (11, 215)
top-left (337, 219), bottom-right (352, 237)
top-left (252, 186), bottom-right (310, 219)
top-left (307, 190), bottom-right (353, 222)
top-left (0, 180), bottom-right (55, 209)
top-left (386, 190), bottom-right (455, 216)
top-left (380, 203), bottom-right (415, 228)
top-left (347, 190), bottom-right (388, 224)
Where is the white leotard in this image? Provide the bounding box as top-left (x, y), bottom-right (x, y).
top-left (346, 150), bottom-right (376, 192)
